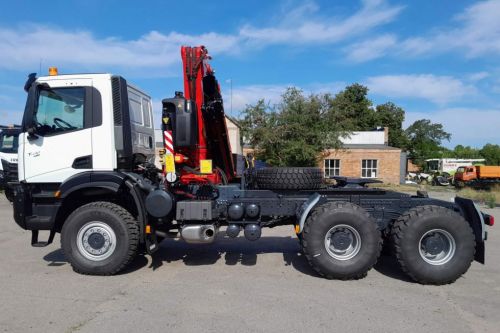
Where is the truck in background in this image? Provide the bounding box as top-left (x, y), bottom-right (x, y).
top-left (454, 165), bottom-right (500, 188)
top-left (425, 158), bottom-right (485, 175)
top-left (0, 125), bottom-right (21, 201)
top-left (409, 158), bottom-right (487, 186)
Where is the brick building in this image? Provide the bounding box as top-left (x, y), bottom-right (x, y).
top-left (320, 128), bottom-right (403, 184)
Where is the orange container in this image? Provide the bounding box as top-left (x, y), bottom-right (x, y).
top-left (476, 166), bottom-right (500, 179)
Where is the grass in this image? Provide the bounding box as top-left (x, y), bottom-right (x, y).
top-left (368, 183), bottom-right (500, 208)
top-left (367, 182), bottom-right (453, 193)
top-left (456, 186), bottom-right (500, 208)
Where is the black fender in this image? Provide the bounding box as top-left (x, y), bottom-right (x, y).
top-left (58, 171), bottom-right (156, 247)
top-left (455, 196), bottom-right (486, 264)
top-left (59, 171), bottom-right (128, 198)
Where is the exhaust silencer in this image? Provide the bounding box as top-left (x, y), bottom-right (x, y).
top-left (181, 225), bottom-right (217, 244)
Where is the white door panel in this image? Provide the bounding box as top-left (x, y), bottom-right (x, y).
top-left (24, 129), bottom-right (92, 182)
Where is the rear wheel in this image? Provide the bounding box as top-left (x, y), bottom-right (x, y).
top-left (302, 201), bottom-right (382, 279)
top-left (61, 201), bottom-right (139, 275)
top-left (391, 205), bottom-right (475, 284)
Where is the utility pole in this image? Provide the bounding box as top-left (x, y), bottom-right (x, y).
top-left (226, 78), bottom-right (233, 117)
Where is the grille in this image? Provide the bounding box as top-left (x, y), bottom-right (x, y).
top-left (1, 159), bottom-right (18, 182)
top-left (111, 76), bottom-right (122, 125)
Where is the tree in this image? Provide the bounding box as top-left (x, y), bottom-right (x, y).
top-left (373, 102), bottom-right (408, 148)
top-left (405, 119), bottom-right (451, 167)
top-left (451, 145), bottom-right (481, 159)
top-left (480, 144), bottom-right (500, 165)
top-left (240, 88), bottom-right (348, 166)
top-left (329, 83), bottom-right (376, 131)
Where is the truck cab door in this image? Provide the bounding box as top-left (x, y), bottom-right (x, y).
top-left (20, 78), bottom-right (94, 183)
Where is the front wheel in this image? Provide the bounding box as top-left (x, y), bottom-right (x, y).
top-left (391, 205), bottom-right (475, 284)
top-left (302, 202), bottom-right (382, 280)
top-left (61, 202), bottom-right (139, 275)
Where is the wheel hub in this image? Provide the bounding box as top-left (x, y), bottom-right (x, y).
top-left (331, 230), bottom-right (353, 251)
top-left (88, 232), bottom-right (106, 250)
top-left (324, 224), bottom-right (361, 260)
top-left (77, 222), bottom-right (117, 261)
top-left (419, 229), bottom-right (456, 265)
top-left (422, 234), bottom-right (445, 255)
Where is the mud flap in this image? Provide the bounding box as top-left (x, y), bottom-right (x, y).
top-left (145, 228), bottom-right (159, 255)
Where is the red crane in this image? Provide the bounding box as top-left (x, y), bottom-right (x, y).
top-left (162, 46), bottom-right (235, 185)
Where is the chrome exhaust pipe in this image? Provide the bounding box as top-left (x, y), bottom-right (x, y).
top-left (181, 225), bottom-right (217, 244)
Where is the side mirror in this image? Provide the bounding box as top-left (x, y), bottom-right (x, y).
top-left (24, 73), bottom-right (37, 92)
top-left (27, 125), bottom-right (38, 140)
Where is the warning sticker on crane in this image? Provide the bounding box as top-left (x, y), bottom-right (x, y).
top-left (200, 159), bottom-right (212, 174)
top-left (164, 130), bottom-right (174, 155)
top-left (164, 154), bottom-right (176, 173)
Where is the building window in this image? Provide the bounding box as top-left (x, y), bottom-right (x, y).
top-left (362, 159), bottom-right (378, 178)
top-left (324, 159), bottom-right (340, 177)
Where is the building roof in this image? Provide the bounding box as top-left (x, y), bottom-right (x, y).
top-left (341, 144), bottom-right (401, 151)
top-left (340, 130), bottom-right (386, 145)
top-left (225, 115), bottom-right (242, 129)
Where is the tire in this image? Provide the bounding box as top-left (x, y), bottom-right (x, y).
top-left (255, 167), bottom-right (322, 190)
top-left (391, 205), bottom-right (475, 285)
top-left (61, 201), bottom-right (140, 275)
top-left (4, 187), bottom-right (14, 202)
top-left (302, 201), bottom-right (382, 279)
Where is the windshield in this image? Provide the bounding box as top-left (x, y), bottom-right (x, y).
top-left (456, 167), bottom-right (465, 173)
top-left (0, 132), bottom-right (19, 154)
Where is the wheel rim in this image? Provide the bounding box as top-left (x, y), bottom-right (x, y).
top-left (76, 221), bottom-right (117, 261)
top-left (324, 224), bottom-right (361, 260)
top-left (419, 229), bottom-right (456, 265)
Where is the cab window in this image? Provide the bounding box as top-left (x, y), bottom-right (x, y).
top-left (35, 88), bottom-right (85, 135)
top-left (129, 91), bottom-right (143, 125)
top-left (0, 133), bottom-right (18, 153)
top-left (142, 98), bottom-right (152, 128)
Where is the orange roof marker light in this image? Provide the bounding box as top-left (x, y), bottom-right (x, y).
top-left (48, 67), bottom-right (58, 76)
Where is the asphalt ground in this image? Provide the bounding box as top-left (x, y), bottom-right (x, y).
top-left (0, 193), bottom-right (499, 333)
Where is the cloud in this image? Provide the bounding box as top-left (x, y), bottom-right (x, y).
top-left (0, 1), bottom-right (403, 74)
top-left (0, 26), bottom-right (238, 75)
top-left (220, 81), bottom-right (345, 115)
top-left (240, 0), bottom-right (403, 46)
top-left (344, 34), bottom-right (397, 62)
top-left (401, 0), bottom-right (500, 58)
top-left (467, 71), bottom-right (490, 82)
top-left (344, 0), bottom-right (500, 62)
top-left (404, 107), bottom-right (500, 147)
top-left (365, 74), bottom-right (476, 104)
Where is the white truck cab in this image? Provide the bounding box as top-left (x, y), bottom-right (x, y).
top-left (10, 71), bottom-right (157, 246)
top-left (19, 73), bottom-right (155, 183)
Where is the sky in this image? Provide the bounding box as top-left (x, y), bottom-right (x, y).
top-left (0, 0), bottom-right (499, 148)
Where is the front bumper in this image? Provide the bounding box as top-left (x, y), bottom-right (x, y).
top-left (11, 183), bottom-right (59, 231)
